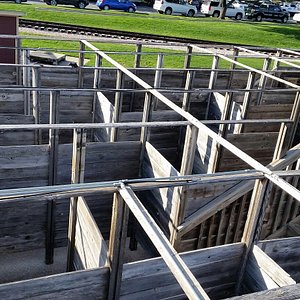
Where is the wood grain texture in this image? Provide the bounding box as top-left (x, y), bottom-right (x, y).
top-left (120, 242), bottom-right (244, 299)
top-left (0, 267), bottom-right (109, 299)
top-left (74, 196), bottom-right (108, 270)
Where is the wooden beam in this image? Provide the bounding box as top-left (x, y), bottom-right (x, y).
top-left (205, 55), bottom-right (219, 119)
top-left (250, 245), bottom-right (296, 287)
top-left (107, 193), bottom-right (129, 300)
top-left (110, 70), bottom-right (124, 142)
top-left (236, 71), bottom-right (256, 133)
top-left (66, 128), bottom-right (87, 271)
top-left (119, 185), bottom-right (210, 300)
top-left (129, 43), bottom-right (142, 112)
top-left (139, 92), bottom-right (153, 173)
top-left (22, 49), bottom-right (30, 116)
top-left (77, 41), bottom-right (85, 88)
top-left (256, 57), bottom-right (271, 105)
top-left (171, 125), bottom-right (198, 246)
top-left (227, 283), bottom-right (300, 299)
top-left (236, 178), bottom-right (270, 292)
top-left (191, 45), bottom-right (300, 89)
top-left (153, 53), bottom-right (164, 110)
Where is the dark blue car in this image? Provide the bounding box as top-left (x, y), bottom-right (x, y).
top-left (96, 0), bottom-right (136, 12)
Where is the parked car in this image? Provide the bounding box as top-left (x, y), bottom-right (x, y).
top-left (96, 0), bottom-right (137, 12)
top-left (293, 12), bottom-right (300, 22)
top-left (280, 2), bottom-right (299, 17)
top-left (44, 0), bottom-right (89, 9)
top-left (232, 0), bottom-right (248, 10)
top-left (201, 0), bottom-right (244, 19)
top-left (245, 4), bottom-right (289, 23)
top-left (153, 0), bottom-right (198, 17)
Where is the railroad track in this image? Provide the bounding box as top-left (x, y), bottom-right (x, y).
top-left (19, 19), bottom-right (268, 51)
top-left (19, 19), bottom-right (300, 57)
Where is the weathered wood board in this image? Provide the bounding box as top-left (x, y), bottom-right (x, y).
top-left (120, 242), bottom-right (244, 299)
top-left (0, 267), bottom-right (109, 299)
top-left (74, 196), bottom-right (108, 270)
top-left (257, 237), bottom-right (300, 283)
top-left (0, 114), bottom-right (35, 145)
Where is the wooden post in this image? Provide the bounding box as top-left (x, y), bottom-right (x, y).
top-left (139, 91), bottom-right (153, 172)
top-left (129, 43), bottom-right (142, 112)
top-left (110, 70), bottom-right (124, 142)
top-left (211, 91), bottom-right (234, 173)
top-left (66, 128), bottom-right (87, 271)
top-left (205, 55), bottom-right (220, 119)
top-left (235, 178), bottom-right (271, 293)
top-left (256, 57), bottom-right (271, 105)
top-left (91, 53), bottom-right (102, 140)
top-left (236, 71), bottom-right (256, 134)
top-left (77, 41), bottom-right (85, 88)
top-left (23, 49), bottom-right (30, 115)
top-left (273, 92), bottom-right (300, 160)
top-left (226, 47), bottom-right (239, 89)
top-left (170, 125), bottom-right (199, 246)
top-left (93, 53), bottom-right (102, 90)
top-left (32, 66), bottom-right (41, 144)
top-left (107, 192), bottom-right (129, 300)
top-left (273, 49), bottom-right (283, 71)
top-left (153, 53), bottom-right (164, 110)
top-left (182, 70), bottom-right (195, 113)
top-left (177, 70), bottom-right (195, 162)
top-left (16, 38), bottom-right (22, 85)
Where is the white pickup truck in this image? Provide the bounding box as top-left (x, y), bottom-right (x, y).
top-left (201, 0), bottom-right (244, 19)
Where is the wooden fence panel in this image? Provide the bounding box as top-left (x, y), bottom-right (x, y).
top-left (0, 268), bottom-right (109, 299)
top-left (74, 197), bottom-right (108, 270)
top-left (120, 243), bottom-right (244, 300)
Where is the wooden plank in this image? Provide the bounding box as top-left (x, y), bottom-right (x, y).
top-left (94, 92), bottom-right (114, 141)
top-left (0, 267), bottom-right (109, 299)
top-left (227, 283), bottom-right (300, 299)
top-left (142, 141), bottom-right (180, 216)
top-left (249, 245), bottom-right (295, 287)
top-left (66, 129), bottom-right (87, 271)
top-left (108, 193), bottom-right (129, 300)
top-left (121, 242), bottom-right (244, 298)
top-left (119, 186), bottom-right (210, 300)
top-left (257, 236), bottom-right (300, 282)
top-left (74, 196), bottom-right (108, 270)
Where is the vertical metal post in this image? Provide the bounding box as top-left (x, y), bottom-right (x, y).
top-left (32, 66), bottom-right (41, 144)
top-left (23, 49), bottom-right (30, 115)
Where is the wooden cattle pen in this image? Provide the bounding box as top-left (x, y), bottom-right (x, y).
top-left (0, 34), bottom-right (300, 299)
